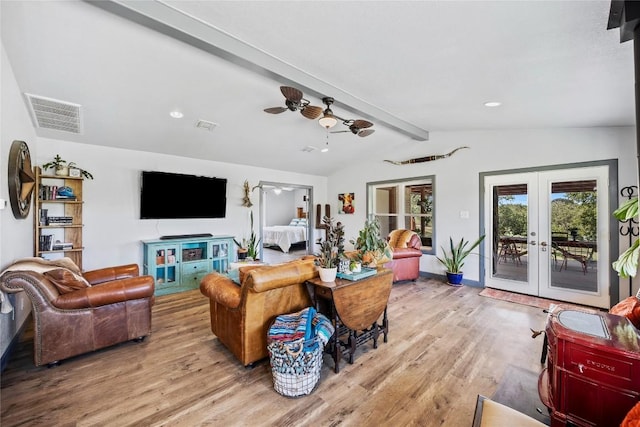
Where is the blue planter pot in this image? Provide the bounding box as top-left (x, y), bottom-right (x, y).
top-left (446, 272), bottom-right (463, 286)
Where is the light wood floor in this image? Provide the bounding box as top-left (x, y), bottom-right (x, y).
top-left (1, 278), bottom-right (549, 426)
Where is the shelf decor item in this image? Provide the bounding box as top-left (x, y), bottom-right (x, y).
top-left (42, 155), bottom-right (93, 179)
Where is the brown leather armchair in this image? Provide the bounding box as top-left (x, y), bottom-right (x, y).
top-left (384, 229), bottom-right (423, 282)
top-left (200, 257), bottom-right (315, 366)
top-left (0, 259), bottom-right (154, 366)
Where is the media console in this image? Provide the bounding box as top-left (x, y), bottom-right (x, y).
top-left (159, 233), bottom-right (213, 240)
top-left (143, 235), bottom-right (234, 296)
top-left (539, 304), bottom-right (640, 426)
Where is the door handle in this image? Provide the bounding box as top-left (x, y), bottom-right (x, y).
top-left (539, 241), bottom-right (547, 252)
top-left (529, 241), bottom-right (536, 245)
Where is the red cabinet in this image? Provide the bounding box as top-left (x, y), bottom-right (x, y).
top-left (539, 305), bottom-right (640, 426)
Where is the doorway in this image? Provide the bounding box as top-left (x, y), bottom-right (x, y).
top-left (257, 181), bottom-right (313, 264)
top-left (481, 162), bottom-right (618, 309)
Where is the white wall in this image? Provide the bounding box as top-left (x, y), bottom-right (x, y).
top-left (264, 190), bottom-right (296, 226)
top-left (0, 44), bottom-right (38, 357)
top-left (34, 138), bottom-right (328, 271)
top-left (328, 127), bottom-right (638, 300)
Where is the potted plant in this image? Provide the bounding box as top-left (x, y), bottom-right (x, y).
top-left (350, 217), bottom-right (393, 267)
top-left (42, 155), bottom-right (94, 179)
top-left (238, 211), bottom-right (260, 261)
top-left (233, 238), bottom-right (249, 261)
top-left (41, 154), bottom-right (68, 176)
top-left (315, 216), bottom-right (345, 282)
top-left (436, 235), bottom-right (485, 286)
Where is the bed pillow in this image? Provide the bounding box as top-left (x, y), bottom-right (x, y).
top-left (297, 218), bottom-right (307, 226)
top-left (288, 218), bottom-right (300, 226)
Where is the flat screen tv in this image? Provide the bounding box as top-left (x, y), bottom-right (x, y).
top-left (140, 171), bottom-right (227, 219)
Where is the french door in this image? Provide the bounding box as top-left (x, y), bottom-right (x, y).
top-left (483, 166), bottom-right (610, 308)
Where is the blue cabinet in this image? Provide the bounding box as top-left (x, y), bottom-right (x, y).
top-left (142, 235), bottom-right (234, 296)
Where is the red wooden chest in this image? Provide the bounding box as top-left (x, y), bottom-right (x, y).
top-left (539, 305), bottom-right (640, 426)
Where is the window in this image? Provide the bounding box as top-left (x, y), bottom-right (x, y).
top-left (367, 176), bottom-right (434, 253)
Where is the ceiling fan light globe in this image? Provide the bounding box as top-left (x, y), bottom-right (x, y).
top-left (319, 115), bottom-right (338, 129)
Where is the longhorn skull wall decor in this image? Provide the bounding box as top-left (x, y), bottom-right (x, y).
top-left (384, 146), bottom-right (469, 165)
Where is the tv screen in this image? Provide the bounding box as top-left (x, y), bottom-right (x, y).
top-left (140, 171), bottom-right (227, 219)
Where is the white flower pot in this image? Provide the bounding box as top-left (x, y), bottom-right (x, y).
top-left (318, 267), bottom-right (337, 282)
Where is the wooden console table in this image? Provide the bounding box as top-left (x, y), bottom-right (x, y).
top-left (306, 268), bottom-right (393, 373)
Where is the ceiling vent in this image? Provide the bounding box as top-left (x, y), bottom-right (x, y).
top-left (195, 119), bottom-right (218, 131)
top-left (24, 93), bottom-right (82, 134)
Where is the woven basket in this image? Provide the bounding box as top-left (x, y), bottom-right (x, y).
top-left (267, 336), bottom-right (323, 397)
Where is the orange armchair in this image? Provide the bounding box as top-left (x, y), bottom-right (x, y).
top-left (0, 257), bottom-right (154, 366)
top-left (384, 229), bottom-right (423, 282)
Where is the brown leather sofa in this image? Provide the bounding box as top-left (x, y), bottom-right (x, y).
top-left (0, 258), bottom-right (154, 366)
top-left (384, 229), bottom-right (423, 282)
top-left (200, 257), bottom-right (316, 366)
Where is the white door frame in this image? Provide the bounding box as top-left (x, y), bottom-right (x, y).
top-left (479, 160), bottom-right (619, 308)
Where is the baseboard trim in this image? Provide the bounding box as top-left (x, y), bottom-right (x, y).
top-left (420, 271), bottom-right (482, 287)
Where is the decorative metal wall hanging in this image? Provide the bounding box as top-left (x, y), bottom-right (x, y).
top-left (619, 185), bottom-right (639, 296)
top-left (384, 146), bottom-right (469, 165)
top-left (8, 140), bottom-right (35, 219)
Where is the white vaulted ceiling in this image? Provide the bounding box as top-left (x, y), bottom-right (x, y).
top-left (1, 1), bottom-right (634, 176)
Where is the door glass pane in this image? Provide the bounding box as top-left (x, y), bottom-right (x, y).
top-left (549, 180), bottom-right (597, 292)
top-left (405, 184), bottom-right (433, 248)
top-left (492, 184), bottom-right (528, 282)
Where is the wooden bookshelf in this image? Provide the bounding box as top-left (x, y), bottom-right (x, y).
top-left (33, 167), bottom-right (84, 269)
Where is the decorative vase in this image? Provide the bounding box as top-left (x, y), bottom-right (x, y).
top-left (318, 267), bottom-right (337, 282)
top-left (55, 166), bottom-right (69, 176)
top-left (446, 272), bottom-right (463, 286)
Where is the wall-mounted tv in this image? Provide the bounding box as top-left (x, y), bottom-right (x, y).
top-left (140, 171), bottom-right (227, 219)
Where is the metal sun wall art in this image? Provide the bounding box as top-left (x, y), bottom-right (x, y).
top-left (338, 193), bottom-right (355, 214)
top-left (384, 146), bottom-right (469, 165)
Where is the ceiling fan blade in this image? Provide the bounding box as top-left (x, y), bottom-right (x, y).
top-left (300, 105), bottom-right (322, 119)
top-left (264, 107), bottom-right (288, 114)
top-left (358, 129), bottom-right (375, 137)
top-left (353, 119), bottom-right (373, 129)
top-left (280, 86), bottom-right (303, 102)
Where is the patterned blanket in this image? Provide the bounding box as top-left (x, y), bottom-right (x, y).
top-left (268, 307), bottom-right (334, 351)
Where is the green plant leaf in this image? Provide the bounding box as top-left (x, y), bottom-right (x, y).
top-left (613, 197), bottom-right (638, 221)
top-left (612, 238), bottom-right (640, 279)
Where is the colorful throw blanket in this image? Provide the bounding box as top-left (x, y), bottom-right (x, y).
top-left (268, 307), bottom-right (334, 350)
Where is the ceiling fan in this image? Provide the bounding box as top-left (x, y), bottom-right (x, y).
top-left (263, 86), bottom-right (323, 120)
top-left (264, 87), bottom-right (375, 137)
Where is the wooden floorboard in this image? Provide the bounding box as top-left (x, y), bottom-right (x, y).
top-left (0, 278), bottom-right (549, 426)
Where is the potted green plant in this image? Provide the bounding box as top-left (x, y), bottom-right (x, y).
top-left (436, 235), bottom-right (485, 286)
top-left (240, 210), bottom-right (260, 260)
top-left (42, 155), bottom-right (94, 179)
top-left (233, 238), bottom-right (249, 260)
top-left (350, 217), bottom-right (393, 267)
top-left (315, 216), bottom-right (345, 282)
top-left (613, 196), bottom-right (639, 278)
top-left (41, 154), bottom-right (68, 176)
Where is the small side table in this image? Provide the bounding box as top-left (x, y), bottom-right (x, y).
top-left (306, 268), bottom-right (393, 373)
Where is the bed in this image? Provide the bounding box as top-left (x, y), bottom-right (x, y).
top-left (263, 218), bottom-right (308, 253)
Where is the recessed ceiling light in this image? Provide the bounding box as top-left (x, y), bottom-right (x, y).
top-left (321, 147), bottom-right (329, 153)
top-left (484, 101), bottom-right (502, 107)
top-left (170, 111), bottom-right (184, 118)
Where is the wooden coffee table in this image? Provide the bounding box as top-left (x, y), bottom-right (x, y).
top-left (306, 268), bottom-right (393, 373)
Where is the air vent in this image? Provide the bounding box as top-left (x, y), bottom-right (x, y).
top-left (24, 93), bottom-right (82, 134)
top-left (195, 119), bottom-right (218, 131)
